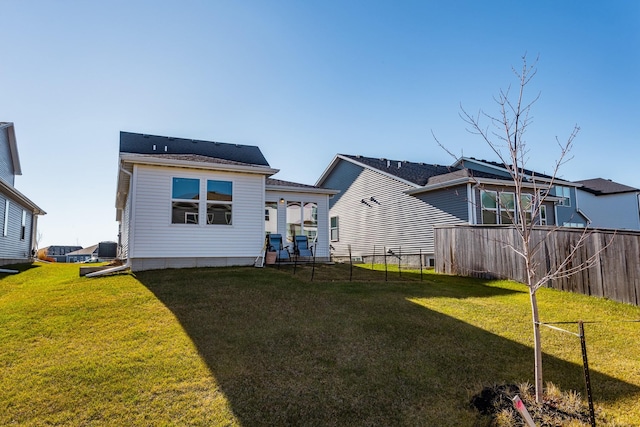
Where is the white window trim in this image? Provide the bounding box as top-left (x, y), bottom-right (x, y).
top-left (3, 200), bottom-right (9, 237)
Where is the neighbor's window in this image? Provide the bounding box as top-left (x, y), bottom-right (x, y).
top-left (555, 186), bottom-right (571, 206)
top-left (3, 200), bottom-right (9, 236)
top-left (172, 177), bottom-right (200, 224)
top-left (500, 192), bottom-right (515, 224)
top-left (206, 180), bottom-right (232, 225)
top-left (539, 205), bottom-right (547, 225)
top-left (481, 190), bottom-right (499, 224)
top-left (520, 194), bottom-right (533, 224)
top-left (20, 210), bottom-right (26, 240)
top-left (330, 216), bottom-right (339, 241)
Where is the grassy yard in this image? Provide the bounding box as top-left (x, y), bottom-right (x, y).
top-left (1, 262), bottom-right (639, 426)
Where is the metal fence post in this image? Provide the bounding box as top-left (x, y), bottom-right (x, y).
top-left (579, 321), bottom-right (596, 427)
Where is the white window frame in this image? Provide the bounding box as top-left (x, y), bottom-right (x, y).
top-left (20, 210), bottom-right (26, 240)
top-left (480, 190), bottom-right (499, 224)
top-left (330, 216), bottom-right (339, 241)
top-left (539, 205), bottom-right (547, 225)
top-left (3, 200), bottom-right (9, 237)
top-left (555, 186), bottom-right (571, 207)
top-left (171, 177), bottom-right (200, 225)
top-left (205, 180), bottom-right (233, 225)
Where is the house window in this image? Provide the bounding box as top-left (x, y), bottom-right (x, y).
top-left (171, 177), bottom-right (200, 224)
top-left (330, 216), bottom-right (339, 241)
top-left (20, 210), bottom-right (26, 240)
top-left (481, 190), bottom-right (533, 225)
top-left (206, 180), bottom-right (232, 225)
top-left (481, 190), bottom-right (499, 224)
top-left (265, 201), bottom-right (278, 234)
top-left (520, 194), bottom-right (533, 224)
top-left (539, 205), bottom-right (547, 225)
top-left (555, 186), bottom-right (571, 206)
top-left (3, 200), bottom-right (9, 237)
top-left (500, 192), bottom-right (515, 224)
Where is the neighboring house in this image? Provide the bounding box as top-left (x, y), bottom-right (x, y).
top-left (66, 244), bottom-right (99, 263)
top-left (454, 157), bottom-right (589, 227)
top-left (316, 154), bottom-right (573, 263)
top-left (574, 178), bottom-right (640, 230)
top-left (115, 132), bottom-right (338, 271)
top-left (0, 122), bottom-right (46, 266)
top-left (39, 246), bottom-right (82, 263)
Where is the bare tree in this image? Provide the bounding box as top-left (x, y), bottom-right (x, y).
top-left (438, 55), bottom-right (608, 403)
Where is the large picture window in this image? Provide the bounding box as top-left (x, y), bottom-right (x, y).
top-left (206, 180), bottom-right (232, 225)
top-left (481, 190), bottom-right (533, 225)
top-left (481, 190), bottom-right (498, 224)
top-left (172, 178), bottom-right (200, 224)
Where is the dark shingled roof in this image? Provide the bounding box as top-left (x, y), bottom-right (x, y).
top-left (574, 178), bottom-right (639, 195)
top-left (266, 178), bottom-right (320, 189)
top-left (465, 158), bottom-right (555, 180)
top-left (120, 131), bottom-right (270, 167)
top-left (343, 154), bottom-right (507, 186)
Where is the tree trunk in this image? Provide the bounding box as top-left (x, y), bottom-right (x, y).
top-left (530, 288), bottom-right (544, 402)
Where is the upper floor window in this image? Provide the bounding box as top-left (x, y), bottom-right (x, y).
top-left (555, 186), bottom-right (571, 207)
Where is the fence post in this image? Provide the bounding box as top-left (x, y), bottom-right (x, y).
top-left (348, 244), bottom-right (353, 282)
top-left (398, 246), bottom-right (402, 279)
top-left (372, 245), bottom-right (375, 270)
top-left (579, 321), bottom-right (596, 427)
top-left (420, 248), bottom-right (423, 281)
top-left (384, 246), bottom-right (388, 281)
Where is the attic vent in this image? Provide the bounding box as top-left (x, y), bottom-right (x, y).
top-left (164, 146), bottom-right (168, 152)
top-left (398, 161), bottom-right (401, 168)
top-left (386, 160), bottom-right (390, 168)
top-left (152, 144), bottom-right (156, 151)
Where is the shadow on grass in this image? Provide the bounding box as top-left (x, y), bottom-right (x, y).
top-left (0, 262), bottom-right (41, 279)
top-left (136, 266), bottom-right (639, 426)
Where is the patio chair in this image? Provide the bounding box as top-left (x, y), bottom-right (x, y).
top-left (266, 234), bottom-right (290, 261)
top-left (294, 235), bottom-right (313, 259)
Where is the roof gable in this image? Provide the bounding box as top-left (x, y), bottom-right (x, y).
top-left (120, 131), bottom-right (270, 167)
top-left (1, 122), bottom-right (22, 176)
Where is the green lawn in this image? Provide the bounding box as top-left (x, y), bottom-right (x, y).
top-left (1, 262), bottom-right (639, 426)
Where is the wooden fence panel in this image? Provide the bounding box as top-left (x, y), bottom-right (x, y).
top-left (435, 225), bottom-right (639, 306)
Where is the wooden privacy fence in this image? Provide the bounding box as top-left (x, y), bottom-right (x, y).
top-left (434, 225), bottom-right (640, 306)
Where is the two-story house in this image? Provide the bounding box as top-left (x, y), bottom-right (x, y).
top-left (0, 122), bottom-right (46, 266)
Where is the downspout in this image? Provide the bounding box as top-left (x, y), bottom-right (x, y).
top-left (86, 259), bottom-right (131, 278)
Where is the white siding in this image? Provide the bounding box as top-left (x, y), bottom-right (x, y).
top-left (129, 165), bottom-right (265, 259)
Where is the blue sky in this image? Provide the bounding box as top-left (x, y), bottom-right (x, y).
top-left (2, 1), bottom-right (639, 248)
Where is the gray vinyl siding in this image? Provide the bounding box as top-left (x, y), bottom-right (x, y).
top-left (577, 190), bottom-right (640, 230)
top-left (119, 192), bottom-right (131, 258)
top-left (324, 160), bottom-right (468, 257)
top-left (0, 127), bottom-right (15, 185)
top-left (0, 193), bottom-right (33, 262)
